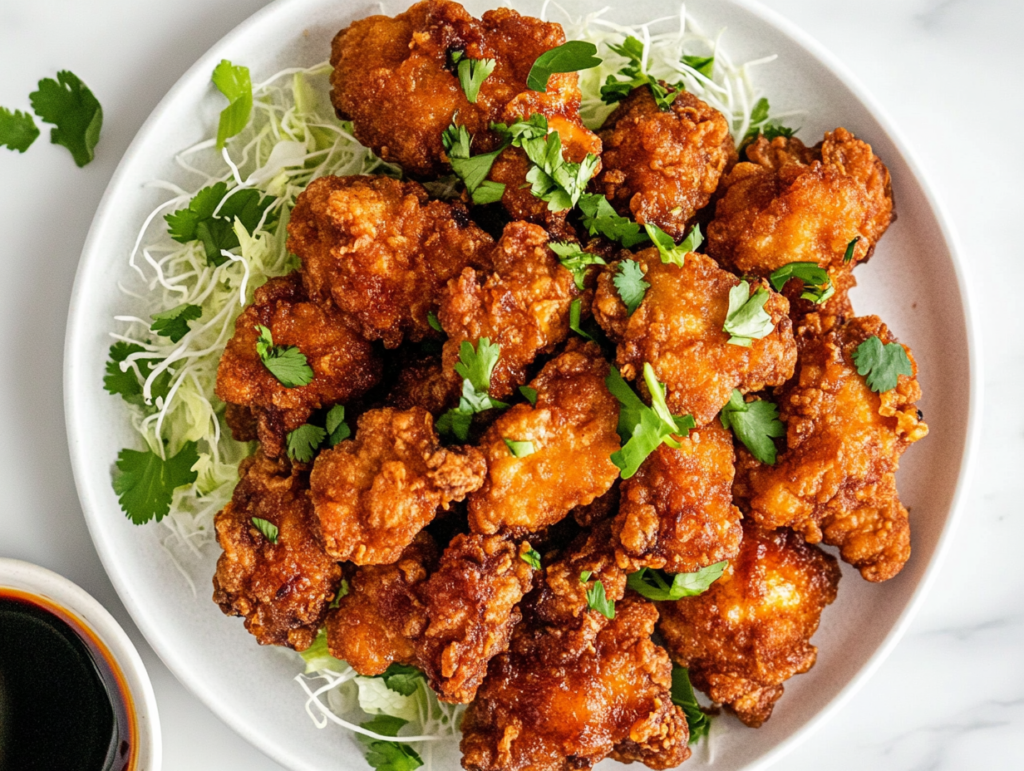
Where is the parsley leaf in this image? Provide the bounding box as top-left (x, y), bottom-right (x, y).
top-left (437, 339), bottom-right (508, 441)
top-left (165, 182), bottom-right (276, 266)
top-left (670, 666), bottom-right (712, 744)
top-left (852, 335), bottom-right (913, 393)
top-left (723, 281), bottom-right (774, 347)
top-left (287, 423), bottom-right (327, 463)
top-left (150, 303), bottom-right (202, 343)
top-left (379, 663), bottom-right (425, 697)
top-left (681, 54), bottom-right (715, 78)
top-left (645, 223), bottom-right (702, 267)
top-left (521, 547), bottom-right (542, 569)
top-left (719, 389), bottom-right (785, 465)
top-left (768, 262), bottom-right (834, 304)
top-left (503, 438), bottom-right (536, 458)
top-left (844, 236), bottom-right (861, 263)
top-left (113, 441), bottom-right (199, 525)
top-left (601, 36), bottom-right (678, 111)
top-left (519, 386), bottom-right (538, 406)
top-left (211, 60), bottom-right (252, 149)
top-left (549, 241), bottom-right (607, 290)
top-left (103, 342), bottom-right (172, 408)
top-left (569, 298), bottom-right (592, 341)
top-left (581, 576), bottom-right (615, 619)
top-left (577, 193), bottom-right (650, 248)
top-left (358, 715), bottom-right (423, 771)
top-left (613, 259), bottom-right (649, 316)
top-left (441, 122), bottom-right (506, 204)
top-left (626, 563), bottom-right (726, 601)
top-left (452, 53), bottom-right (496, 103)
top-left (28, 70), bottom-right (103, 167)
top-left (251, 517), bottom-right (279, 543)
top-left (526, 41), bottom-right (601, 92)
top-left (326, 404), bottom-right (351, 446)
top-left (0, 107), bottom-right (39, 153)
top-left (255, 325), bottom-right (313, 387)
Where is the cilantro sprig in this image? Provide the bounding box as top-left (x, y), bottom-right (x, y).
top-left (526, 41), bottom-right (601, 92)
top-left (150, 303), bottom-right (202, 343)
top-left (103, 342), bottom-right (171, 408)
top-left (28, 71), bottom-right (103, 167)
top-left (742, 97), bottom-right (796, 145)
top-left (613, 259), bottom-right (649, 316)
top-left (451, 52), bottom-right (496, 103)
top-left (113, 441), bottom-right (199, 525)
top-left (627, 563), bottom-right (726, 601)
top-left (357, 715), bottom-right (423, 771)
top-left (719, 390), bottom-right (785, 465)
top-left (212, 60), bottom-right (253, 149)
top-left (0, 108), bottom-right (39, 153)
top-left (287, 424), bottom-right (327, 463)
top-left (600, 36), bottom-right (679, 111)
top-left (723, 281), bottom-right (774, 347)
top-left (580, 572), bottom-right (615, 619)
top-left (577, 193), bottom-right (650, 248)
top-left (441, 122), bottom-right (506, 204)
top-left (646, 223), bottom-right (703, 267)
top-left (377, 663), bottom-right (425, 697)
top-left (852, 335), bottom-right (913, 393)
top-left (436, 339), bottom-right (508, 441)
top-left (768, 262), bottom-right (834, 304)
top-left (255, 325), bottom-right (314, 388)
top-left (549, 241), bottom-right (607, 290)
top-left (165, 182), bottom-right (276, 266)
top-left (671, 666), bottom-right (712, 744)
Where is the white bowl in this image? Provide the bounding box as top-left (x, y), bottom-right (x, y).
top-left (0, 559), bottom-right (162, 771)
top-left (63, 0), bottom-right (982, 769)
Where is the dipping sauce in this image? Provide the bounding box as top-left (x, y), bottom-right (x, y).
top-left (0, 589), bottom-right (135, 771)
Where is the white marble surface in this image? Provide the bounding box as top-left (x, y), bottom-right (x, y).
top-left (0, 0), bottom-right (1020, 769)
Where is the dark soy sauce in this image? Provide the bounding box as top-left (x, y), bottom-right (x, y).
top-left (0, 590), bottom-right (134, 771)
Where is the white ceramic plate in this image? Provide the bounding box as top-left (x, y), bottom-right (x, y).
top-left (64, 0), bottom-right (981, 769)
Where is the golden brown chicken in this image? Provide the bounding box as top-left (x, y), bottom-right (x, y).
top-left (439, 221), bottom-right (578, 400)
top-left (467, 340), bottom-right (621, 535)
top-left (592, 248), bottom-right (797, 426)
top-left (734, 313), bottom-right (928, 581)
top-left (309, 407), bottom-right (487, 565)
top-left (287, 175), bottom-right (493, 348)
top-left (386, 355), bottom-right (460, 416)
top-left (215, 272), bottom-right (380, 458)
top-left (595, 87), bottom-right (736, 238)
top-left (613, 421), bottom-right (742, 573)
top-left (658, 521), bottom-right (841, 727)
top-left (212, 452), bottom-right (342, 650)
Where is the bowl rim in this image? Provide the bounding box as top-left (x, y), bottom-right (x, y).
top-left (62, 0), bottom-right (984, 768)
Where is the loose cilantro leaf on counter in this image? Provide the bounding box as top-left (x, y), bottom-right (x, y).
top-left (852, 335), bottom-right (913, 393)
top-left (681, 54), bottom-right (715, 78)
top-left (441, 122), bottom-right (506, 204)
top-left (28, 70), bottom-right (102, 167)
top-left (719, 389), bottom-right (784, 465)
top-left (577, 193), bottom-right (650, 248)
top-left (103, 342), bottom-right (172, 408)
top-left (844, 236), bottom-right (861, 263)
top-left (503, 438), bottom-right (536, 458)
top-left (627, 563), bottom-right (727, 601)
top-left (379, 663), bottom-right (425, 697)
top-left (150, 303), bottom-right (202, 343)
top-left (768, 262), bottom-right (834, 304)
top-left (113, 441), bottom-right (199, 525)
top-left (671, 666), bottom-right (712, 744)
top-left (521, 548), bottom-right (542, 569)
top-left (723, 281), bottom-right (774, 347)
top-left (519, 386), bottom-right (538, 406)
top-left (437, 339), bottom-right (508, 441)
top-left (601, 36), bottom-right (679, 111)
top-left (0, 107), bottom-right (39, 153)
top-left (251, 517), bottom-right (279, 544)
top-left (569, 298), bottom-right (592, 341)
top-left (286, 423), bottom-right (327, 463)
top-left (212, 59), bottom-right (253, 148)
top-left (326, 404), bottom-right (351, 446)
top-left (255, 325), bottom-right (313, 387)
top-left (646, 223), bottom-right (702, 267)
top-left (613, 259), bottom-right (649, 316)
top-left (526, 41), bottom-right (601, 92)
top-left (451, 52), bottom-right (496, 103)
top-left (581, 576), bottom-right (615, 619)
top-left (358, 715), bottom-right (423, 771)
top-left (165, 182), bottom-right (276, 266)
top-left (550, 241), bottom-right (607, 290)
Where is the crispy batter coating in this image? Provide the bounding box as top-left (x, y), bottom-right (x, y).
top-left (467, 341), bottom-right (621, 535)
top-left (326, 532), bottom-right (438, 675)
top-left (734, 314), bottom-right (928, 581)
top-left (595, 87), bottom-right (736, 239)
top-left (613, 421), bottom-right (742, 573)
top-left (288, 175), bottom-right (492, 348)
top-left (417, 533), bottom-right (535, 703)
top-left (658, 521), bottom-right (841, 727)
top-left (439, 221), bottom-right (578, 399)
top-left (593, 249), bottom-right (797, 425)
top-left (461, 595), bottom-right (690, 771)
top-left (330, 0), bottom-right (591, 177)
top-left (212, 452), bottom-right (342, 651)
top-left (310, 407), bottom-right (487, 564)
top-left (707, 128), bottom-right (893, 279)
top-left (215, 272), bottom-right (380, 457)
top-left (387, 355), bottom-right (460, 416)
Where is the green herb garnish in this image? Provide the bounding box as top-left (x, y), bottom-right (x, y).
top-left (28, 71), bottom-right (102, 167)
top-left (519, 385), bottom-right (538, 406)
top-left (113, 441), bottom-right (199, 525)
top-left (600, 36), bottom-right (678, 111)
top-left (503, 438), bottom-right (536, 458)
top-left (671, 666), bottom-right (712, 744)
top-left (719, 389), bottom-right (785, 465)
top-left (165, 182), bottom-right (276, 266)
top-left (150, 303), bottom-right (202, 343)
top-left (843, 236), bottom-right (861, 264)
top-left (326, 404), bottom-right (351, 446)
top-left (580, 574), bottom-right (615, 619)
top-left (852, 335), bottom-right (913, 393)
top-left (526, 41), bottom-right (602, 92)
top-left (286, 423), bottom-right (327, 463)
top-left (549, 241), bottom-right (607, 290)
top-left (645, 223), bottom-right (702, 267)
top-left (613, 259), bottom-right (649, 316)
top-left (255, 325), bottom-right (313, 388)
top-left (577, 193), bottom-right (650, 248)
top-left (211, 60), bottom-right (252, 149)
top-left (723, 281), bottom-right (774, 347)
top-left (768, 262), bottom-right (834, 304)
top-left (441, 122), bottom-right (506, 204)
top-left (0, 107), bottom-right (39, 153)
top-left (521, 548), bottom-right (542, 569)
top-left (436, 339), bottom-right (508, 441)
top-left (626, 563), bottom-right (726, 601)
top-left (451, 52), bottom-right (496, 103)
top-left (103, 342), bottom-right (172, 408)
top-left (251, 517), bottom-right (279, 543)
top-left (357, 715), bottom-right (423, 771)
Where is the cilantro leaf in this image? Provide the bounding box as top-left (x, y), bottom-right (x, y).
top-left (581, 576), bottom-right (615, 619)
top-left (441, 122), bottom-right (506, 204)
top-left (471, 180), bottom-right (506, 204)
top-left (768, 262), bottom-right (834, 304)
top-left (453, 54), bottom-right (496, 103)
top-left (670, 666), bottom-right (712, 744)
top-left (358, 715), bottom-right (423, 771)
top-left (613, 259), bottom-right (649, 316)
top-left (580, 570), bottom-right (593, 582)
top-left (569, 298), bottom-right (592, 341)
top-left (645, 223), bottom-right (702, 267)
top-left (165, 183), bottom-right (276, 266)
top-left (212, 60), bottom-right (252, 149)
top-left (627, 563), bottom-right (726, 601)
top-left (0, 107), bottom-right (39, 153)
top-left (577, 193), bottom-right (650, 248)
top-left (503, 438), bottom-right (535, 458)
top-left (601, 37), bottom-right (678, 111)
top-left (723, 281), bottom-right (774, 347)
top-left (326, 404), bottom-right (351, 446)
top-left (255, 325), bottom-right (313, 387)
top-left (251, 517), bottom-right (279, 543)
top-left (287, 423), bottom-right (327, 463)
top-left (379, 663), bottom-right (425, 697)
top-left (28, 71), bottom-right (102, 167)
top-left (427, 311), bottom-right (443, 333)
top-left (742, 96), bottom-right (796, 145)
top-left (438, 339), bottom-right (508, 441)
top-left (526, 41), bottom-right (601, 92)
top-left (150, 303), bottom-right (202, 343)
top-left (103, 342), bottom-right (172, 408)
top-left (852, 335), bottom-right (913, 393)
top-left (844, 236), bottom-right (861, 264)
top-left (719, 389), bottom-right (785, 464)
top-left (521, 548), bottom-right (542, 569)
top-left (454, 338), bottom-right (500, 393)
top-left (113, 441), bottom-right (199, 525)
top-left (681, 54), bottom-right (714, 78)
top-left (549, 241), bottom-right (607, 290)
top-left (519, 386), bottom-right (538, 406)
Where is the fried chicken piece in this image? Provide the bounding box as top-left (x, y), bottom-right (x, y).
top-left (416, 533), bottom-right (535, 703)
top-left (326, 532), bottom-right (438, 675)
top-left (613, 421), bottom-right (742, 573)
top-left (439, 221), bottom-right (577, 400)
top-left (467, 340), bottom-right (621, 535)
top-left (215, 272), bottom-right (380, 458)
top-left (781, 267), bottom-right (858, 324)
top-left (707, 128), bottom-right (893, 280)
top-left (387, 355), bottom-right (459, 416)
top-left (330, 0), bottom-right (593, 177)
top-left (658, 521), bottom-right (841, 727)
top-left (212, 452), bottom-right (342, 651)
top-left (461, 595), bottom-right (690, 771)
top-left (595, 87), bottom-right (736, 239)
top-left (310, 407), bottom-right (487, 564)
top-left (288, 175), bottom-right (492, 348)
top-left (593, 249), bottom-right (797, 425)
top-left (734, 314), bottom-right (928, 581)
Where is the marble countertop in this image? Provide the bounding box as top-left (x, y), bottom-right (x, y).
top-left (0, 0), bottom-right (1020, 768)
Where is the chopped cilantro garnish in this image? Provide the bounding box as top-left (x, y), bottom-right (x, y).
top-left (286, 423), bottom-right (327, 463)
top-left (627, 563), bottom-right (726, 601)
top-left (719, 389), bottom-right (785, 465)
top-left (503, 438), bottom-right (536, 458)
top-left (569, 298), bottom-right (592, 341)
top-left (579, 570), bottom-right (593, 582)
top-left (521, 547), bottom-right (542, 569)
top-left (441, 122), bottom-right (506, 204)
top-left (451, 52), bottom-right (496, 103)
top-left (549, 241), bottom-right (607, 290)
top-left (28, 71), bottom-right (102, 167)
top-left (251, 517), bottom-right (279, 544)
top-left (103, 342), bottom-right (172, 408)
top-left (852, 335), bottom-right (913, 393)
top-left (601, 36), bottom-right (678, 111)
top-left (378, 663), bottom-right (425, 697)
top-left (519, 386), bottom-right (538, 406)
top-left (768, 262), bottom-right (835, 304)
top-left (165, 182), bottom-right (276, 266)
top-left (577, 193), bottom-right (650, 248)
top-left (437, 339), bottom-right (508, 441)
top-left (0, 107), bottom-right (39, 153)
top-left (255, 325), bottom-right (313, 387)
top-left (671, 666), bottom-right (712, 744)
top-left (580, 575), bottom-right (615, 619)
top-left (742, 97), bottom-right (796, 144)
top-left (326, 404), bottom-right (351, 446)
top-left (113, 441), bottom-right (199, 525)
top-left (723, 281), bottom-right (774, 347)
top-left (427, 311), bottom-right (443, 333)
top-left (526, 41), bottom-right (602, 92)
top-left (681, 54), bottom-right (715, 78)
top-left (211, 60), bottom-right (252, 149)
top-left (645, 223), bottom-right (702, 267)
top-left (844, 236), bottom-right (861, 263)
top-left (150, 303), bottom-right (202, 343)
top-left (613, 259), bottom-right (649, 316)
top-left (358, 715), bottom-right (423, 771)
